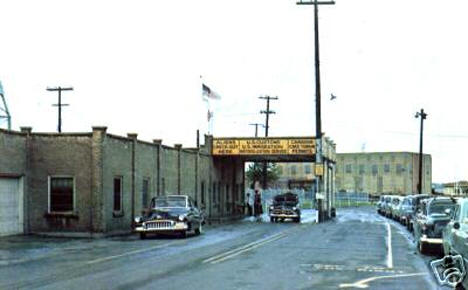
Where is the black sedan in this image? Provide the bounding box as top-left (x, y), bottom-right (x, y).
top-left (134, 195), bottom-right (204, 239)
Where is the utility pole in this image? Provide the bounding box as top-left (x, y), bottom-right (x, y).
top-left (0, 81), bottom-right (11, 130)
top-left (46, 86), bottom-right (73, 133)
top-left (415, 109), bottom-right (427, 194)
top-left (297, 0), bottom-right (335, 222)
top-left (259, 95), bottom-right (278, 189)
top-left (249, 123), bottom-right (265, 138)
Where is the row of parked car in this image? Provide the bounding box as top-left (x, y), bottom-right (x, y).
top-left (378, 194), bottom-right (468, 287)
top-left (377, 194), bottom-right (468, 259)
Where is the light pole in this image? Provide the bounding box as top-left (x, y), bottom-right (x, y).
top-left (415, 109), bottom-right (427, 194)
top-left (297, 0), bottom-right (335, 222)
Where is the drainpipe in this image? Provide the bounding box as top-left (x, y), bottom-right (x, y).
top-left (20, 126), bottom-right (32, 234)
top-left (127, 133), bottom-right (138, 226)
top-left (175, 144), bottom-right (182, 194)
top-left (153, 139), bottom-right (162, 196)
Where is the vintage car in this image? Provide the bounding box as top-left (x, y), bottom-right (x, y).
top-left (389, 196), bottom-right (404, 220)
top-left (376, 195), bottom-right (387, 215)
top-left (269, 192), bottom-right (301, 223)
top-left (381, 195), bottom-right (396, 218)
top-left (413, 197), bottom-right (457, 254)
top-left (442, 198), bottom-right (468, 288)
top-left (395, 195), bottom-right (414, 226)
top-left (134, 195), bottom-right (204, 239)
top-left (405, 194), bottom-right (431, 231)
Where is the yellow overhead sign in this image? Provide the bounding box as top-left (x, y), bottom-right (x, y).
top-left (212, 138), bottom-right (316, 155)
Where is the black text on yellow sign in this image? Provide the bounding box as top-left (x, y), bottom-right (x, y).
top-left (212, 138), bottom-right (316, 155)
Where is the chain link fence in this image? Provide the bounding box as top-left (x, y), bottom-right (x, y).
top-left (335, 191), bottom-right (371, 208)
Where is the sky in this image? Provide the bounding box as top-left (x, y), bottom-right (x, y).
top-left (0, 0), bottom-right (467, 183)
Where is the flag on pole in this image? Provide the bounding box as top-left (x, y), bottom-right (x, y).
top-left (202, 83), bottom-right (221, 100)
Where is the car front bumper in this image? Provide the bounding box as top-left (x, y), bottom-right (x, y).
top-left (135, 220), bottom-right (188, 233)
top-left (269, 213), bottom-right (299, 219)
top-left (420, 235), bottom-right (443, 245)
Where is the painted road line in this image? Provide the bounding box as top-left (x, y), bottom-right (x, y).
top-left (86, 240), bottom-right (182, 265)
top-left (339, 272), bottom-right (427, 288)
top-left (202, 233), bottom-right (287, 264)
top-left (209, 234), bottom-right (286, 264)
top-left (386, 222), bottom-right (393, 269)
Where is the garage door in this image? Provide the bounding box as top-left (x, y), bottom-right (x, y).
top-left (0, 178), bottom-right (22, 236)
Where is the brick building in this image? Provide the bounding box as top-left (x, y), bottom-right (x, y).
top-left (0, 127), bottom-right (244, 237)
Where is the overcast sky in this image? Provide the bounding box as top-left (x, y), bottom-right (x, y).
top-left (1, 0), bottom-right (467, 183)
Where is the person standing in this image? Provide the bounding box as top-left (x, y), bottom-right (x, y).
top-left (245, 193), bottom-right (253, 216)
top-left (254, 189), bottom-right (263, 218)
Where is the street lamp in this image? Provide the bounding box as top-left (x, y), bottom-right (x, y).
top-left (415, 109), bottom-right (427, 194)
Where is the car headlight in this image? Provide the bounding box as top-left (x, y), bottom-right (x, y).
top-left (292, 207), bottom-right (297, 211)
top-left (269, 206), bottom-right (274, 210)
top-left (178, 215), bottom-right (186, 222)
top-left (134, 216), bottom-right (142, 223)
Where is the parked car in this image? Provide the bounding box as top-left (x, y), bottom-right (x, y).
top-left (442, 198), bottom-right (468, 256)
top-left (382, 195), bottom-right (395, 217)
top-left (376, 195), bottom-right (387, 215)
top-left (394, 196), bottom-right (412, 224)
top-left (269, 192), bottom-right (301, 223)
top-left (406, 194), bottom-right (431, 232)
top-left (413, 197), bottom-right (457, 254)
top-left (389, 196), bottom-right (404, 220)
top-left (134, 195), bottom-right (204, 239)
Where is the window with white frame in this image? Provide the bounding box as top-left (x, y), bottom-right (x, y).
top-left (49, 176), bottom-right (74, 212)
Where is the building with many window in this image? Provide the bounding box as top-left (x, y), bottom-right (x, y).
top-left (276, 152), bottom-right (432, 195)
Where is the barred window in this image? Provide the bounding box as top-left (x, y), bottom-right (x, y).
top-left (142, 178), bottom-right (149, 208)
top-left (372, 164), bottom-right (378, 175)
top-left (201, 181), bottom-right (206, 205)
top-left (114, 177), bottom-right (123, 212)
top-left (359, 165), bottom-right (365, 175)
top-left (384, 164), bottom-right (390, 173)
top-left (49, 177), bottom-right (74, 212)
top-left (291, 165), bottom-right (297, 175)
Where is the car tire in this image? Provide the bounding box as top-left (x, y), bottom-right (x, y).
top-left (419, 240), bottom-right (427, 255)
top-left (295, 217), bottom-right (301, 223)
top-left (180, 230), bottom-right (187, 239)
top-left (195, 224), bottom-right (202, 235)
top-left (270, 217), bottom-right (275, 223)
top-left (140, 233), bottom-right (146, 240)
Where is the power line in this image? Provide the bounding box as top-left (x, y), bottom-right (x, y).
top-left (47, 86), bottom-right (73, 133)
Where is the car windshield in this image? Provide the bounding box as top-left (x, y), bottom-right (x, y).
top-left (429, 202), bottom-right (455, 214)
top-left (155, 196), bottom-right (187, 208)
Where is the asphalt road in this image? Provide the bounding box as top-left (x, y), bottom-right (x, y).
top-left (0, 207), bottom-right (447, 289)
